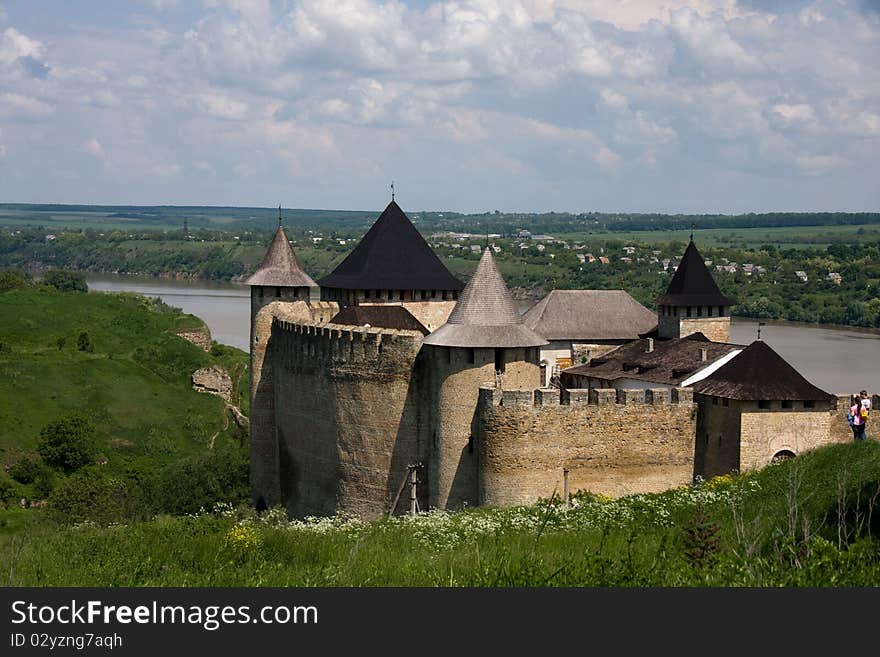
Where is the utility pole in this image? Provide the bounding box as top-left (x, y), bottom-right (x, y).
top-left (563, 468), bottom-right (570, 508)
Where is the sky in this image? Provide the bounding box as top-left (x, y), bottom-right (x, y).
top-left (0, 1), bottom-right (878, 214)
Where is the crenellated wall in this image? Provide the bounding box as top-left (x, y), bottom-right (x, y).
top-left (476, 385), bottom-right (697, 506)
top-left (269, 318), bottom-right (428, 519)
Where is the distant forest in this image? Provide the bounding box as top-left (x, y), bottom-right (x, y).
top-left (1, 203), bottom-right (878, 235)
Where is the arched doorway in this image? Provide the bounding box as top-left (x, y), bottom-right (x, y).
top-left (771, 450), bottom-right (796, 464)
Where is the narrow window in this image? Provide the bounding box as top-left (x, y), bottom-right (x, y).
top-left (467, 348), bottom-right (475, 364)
top-left (468, 435), bottom-right (474, 453)
top-left (722, 397), bottom-right (729, 407)
top-left (712, 396), bottom-right (718, 405)
top-left (275, 287), bottom-right (281, 297)
top-left (687, 306), bottom-right (693, 318)
top-left (781, 400), bottom-right (793, 409)
top-left (759, 400), bottom-right (771, 409)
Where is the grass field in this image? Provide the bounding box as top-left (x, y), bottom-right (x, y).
top-left (555, 223), bottom-right (880, 247)
top-left (1, 441), bottom-right (878, 586)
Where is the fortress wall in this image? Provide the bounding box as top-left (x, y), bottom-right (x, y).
top-left (658, 315), bottom-right (730, 342)
top-left (476, 386), bottom-right (696, 506)
top-left (271, 319), bottom-right (426, 519)
top-left (679, 317), bottom-right (730, 342)
top-left (427, 346), bottom-right (541, 510)
top-left (249, 295), bottom-right (315, 509)
top-left (739, 400), bottom-right (846, 471)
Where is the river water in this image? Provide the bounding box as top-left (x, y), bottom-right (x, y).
top-left (86, 274), bottom-right (879, 395)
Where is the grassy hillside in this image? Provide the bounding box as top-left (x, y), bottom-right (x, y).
top-left (2, 441), bottom-right (878, 586)
top-left (0, 287), bottom-right (249, 507)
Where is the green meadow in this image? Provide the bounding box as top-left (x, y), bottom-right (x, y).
top-left (1, 441), bottom-right (878, 586)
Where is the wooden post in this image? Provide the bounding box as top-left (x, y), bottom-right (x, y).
top-left (409, 465), bottom-right (418, 516)
top-left (563, 468), bottom-right (570, 508)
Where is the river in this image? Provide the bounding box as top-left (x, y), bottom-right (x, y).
top-left (86, 274), bottom-right (879, 395)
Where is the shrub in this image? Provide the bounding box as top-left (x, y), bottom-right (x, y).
top-left (37, 413), bottom-right (97, 473)
top-left (9, 454), bottom-right (46, 484)
top-left (0, 471), bottom-right (24, 507)
top-left (42, 270), bottom-right (88, 293)
top-left (0, 269), bottom-right (30, 293)
top-left (48, 468), bottom-right (144, 524)
top-left (147, 446), bottom-right (249, 515)
top-left (77, 331), bottom-right (92, 352)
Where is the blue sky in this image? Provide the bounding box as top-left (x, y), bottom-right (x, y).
top-left (0, 1), bottom-right (878, 213)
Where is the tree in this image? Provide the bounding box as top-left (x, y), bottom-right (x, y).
top-left (77, 331), bottom-right (92, 352)
top-left (42, 269), bottom-right (88, 293)
top-left (36, 413), bottom-right (97, 473)
top-left (0, 269), bottom-right (30, 293)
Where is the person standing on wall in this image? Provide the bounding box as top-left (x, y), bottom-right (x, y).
top-left (860, 390), bottom-right (871, 440)
top-left (850, 394), bottom-right (867, 441)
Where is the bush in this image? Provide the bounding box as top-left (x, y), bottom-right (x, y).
top-left (37, 413), bottom-right (97, 473)
top-left (42, 270), bottom-right (88, 293)
top-left (0, 471), bottom-right (24, 507)
top-left (76, 331), bottom-right (92, 352)
top-left (147, 446), bottom-right (249, 515)
top-left (9, 454), bottom-right (46, 484)
top-left (48, 468), bottom-right (144, 524)
top-left (0, 269), bottom-right (30, 293)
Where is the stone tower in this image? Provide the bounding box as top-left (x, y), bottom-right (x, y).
top-left (317, 200), bottom-right (463, 331)
top-left (422, 247), bottom-right (546, 509)
top-left (657, 239), bottom-right (734, 342)
top-left (246, 212), bottom-right (317, 509)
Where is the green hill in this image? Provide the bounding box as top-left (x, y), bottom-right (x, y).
top-left (0, 286), bottom-right (250, 514)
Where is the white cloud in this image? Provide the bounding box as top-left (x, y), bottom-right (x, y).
top-left (0, 1), bottom-right (877, 211)
top-left (92, 90), bottom-right (121, 108)
top-left (0, 92), bottom-right (52, 119)
top-left (197, 93), bottom-right (248, 120)
top-left (772, 103), bottom-right (817, 126)
top-left (595, 145), bottom-right (621, 171)
top-left (84, 138), bottom-right (104, 157)
top-left (0, 27), bottom-right (43, 66)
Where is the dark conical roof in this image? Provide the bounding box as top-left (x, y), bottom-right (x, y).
top-left (317, 201), bottom-right (463, 291)
top-left (423, 248), bottom-right (546, 348)
top-left (693, 340), bottom-right (833, 401)
top-left (657, 240), bottom-right (734, 306)
top-left (246, 225), bottom-right (317, 287)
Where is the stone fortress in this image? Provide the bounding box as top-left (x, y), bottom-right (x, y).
top-left (248, 202), bottom-right (862, 519)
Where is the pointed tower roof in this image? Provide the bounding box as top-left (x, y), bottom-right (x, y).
top-left (658, 239), bottom-right (735, 307)
top-left (423, 248), bottom-right (547, 348)
top-left (693, 340), bottom-right (833, 401)
top-left (317, 201), bottom-right (463, 291)
top-left (246, 224), bottom-right (317, 288)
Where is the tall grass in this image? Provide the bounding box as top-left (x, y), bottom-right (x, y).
top-left (3, 442), bottom-right (879, 587)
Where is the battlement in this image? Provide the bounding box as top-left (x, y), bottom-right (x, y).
top-left (478, 385), bottom-right (694, 409)
top-left (272, 317), bottom-right (424, 370)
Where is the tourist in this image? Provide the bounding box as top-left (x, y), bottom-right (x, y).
top-left (860, 390), bottom-right (871, 439)
top-left (850, 394), bottom-right (867, 441)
